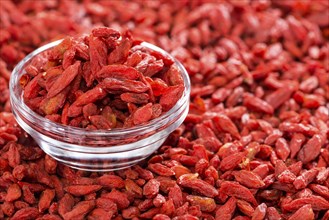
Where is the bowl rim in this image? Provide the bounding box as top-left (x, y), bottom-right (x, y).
top-left (9, 39), bottom-right (191, 138)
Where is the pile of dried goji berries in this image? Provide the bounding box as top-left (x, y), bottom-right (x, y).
top-left (21, 27), bottom-right (184, 129)
top-left (1, 1), bottom-right (328, 219)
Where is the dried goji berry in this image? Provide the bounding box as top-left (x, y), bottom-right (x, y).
top-left (215, 197), bottom-right (237, 220)
top-left (62, 200), bottom-right (95, 220)
top-left (10, 207), bottom-right (39, 220)
top-left (38, 189), bottom-right (55, 212)
top-left (5, 183), bottom-right (21, 202)
top-left (233, 170), bottom-right (265, 188)
top-left (287, 204), bottom-right (314, 220)
top-left (143, 179), bottom-right (160, 199)
top-left (64, 185), bottom-right (102, 196)
top-left (47, 61), bottom-right (81, 98)
top-left (186, 195), bottom-right (216, 212)
top-left (219, 181), bottom-right (257, 206)
top-left (297, 134), bottom-right (323, 164)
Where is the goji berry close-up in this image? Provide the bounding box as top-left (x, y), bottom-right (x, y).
top-left (1, 0), bottom-right (329, 220)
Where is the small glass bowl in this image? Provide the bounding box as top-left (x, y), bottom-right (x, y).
top-left (9, 40), bottom-right (190, 171)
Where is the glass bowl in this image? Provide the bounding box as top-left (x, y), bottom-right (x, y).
top-left (9, 40), bottom-right (190, 171)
